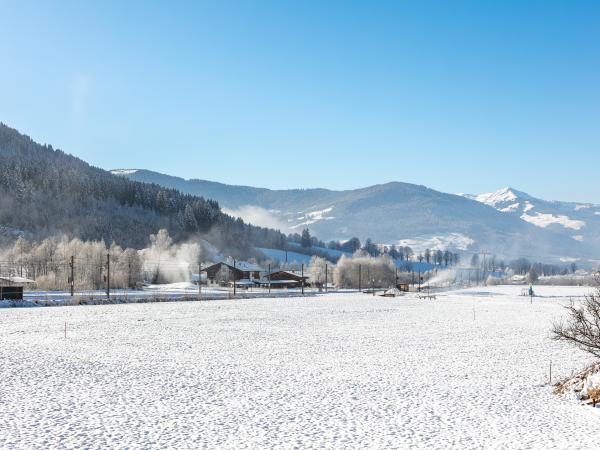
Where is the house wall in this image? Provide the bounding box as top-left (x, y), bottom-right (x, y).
top-left (0, 286), bottom-right (24, 300)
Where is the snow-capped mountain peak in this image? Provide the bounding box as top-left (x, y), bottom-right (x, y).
top-left (463, 187), bottom-right (600, 243)
top-left (475, 187), bottom-right (518, 206)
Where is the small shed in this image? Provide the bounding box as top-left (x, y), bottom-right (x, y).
top-left (0, 276), bottom-right (35, 300)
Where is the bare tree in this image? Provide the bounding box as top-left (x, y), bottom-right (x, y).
top-left (552, 283), bottom-right (600, 359)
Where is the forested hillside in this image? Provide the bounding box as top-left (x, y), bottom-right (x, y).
top-left (0, 123), bottom-right (286, 254)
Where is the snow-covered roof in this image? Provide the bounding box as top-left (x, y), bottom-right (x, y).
top-left (265, 280), bottom-right (300, 285)
top-left (272, 270), bottom-right (306, 278)
top-left (209, 259), bottom-right (264, 272)
top-left (0, 276), bottom-right (35, 284)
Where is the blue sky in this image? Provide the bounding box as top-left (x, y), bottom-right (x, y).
top-left (1, 1), bottom-right (599, 201)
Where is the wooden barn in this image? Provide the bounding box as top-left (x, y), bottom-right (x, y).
top-left (202, 260), bottom-right (264, 286)
top-left (0, 276), bottom-right (35, 300)
top-left (262, 270), bottom-right (309, 289)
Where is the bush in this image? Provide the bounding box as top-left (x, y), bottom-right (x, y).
top-left (552, 284), bottom-right (600, 359)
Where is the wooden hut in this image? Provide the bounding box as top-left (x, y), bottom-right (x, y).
top-left (0, 276), bottom-right (35, 300)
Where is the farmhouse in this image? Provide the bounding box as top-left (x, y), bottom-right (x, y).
top-left (202, 260), bottom-right (264, 286)
top-left (262, 270), bottom-right (309, 289)
top-left (0, 276), bottom-right (35, 300)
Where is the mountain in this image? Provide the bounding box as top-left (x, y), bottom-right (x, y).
top-left (462, 187), bottom-right (600, 252)
top-left (0, 123), bottom-right (287, 253)
top-left (112, 170), bottom-right (598, 262)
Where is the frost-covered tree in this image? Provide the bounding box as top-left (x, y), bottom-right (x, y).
top-left (334, 254), bottom-right (396, 289)
top-left (527, 267), bottom-right (539, 284)
top-left (308, 256), bottom-right (328, 287)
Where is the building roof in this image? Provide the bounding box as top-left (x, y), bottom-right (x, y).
top-left (269, 270), bottom-right (308, 279)
top-left (205, 259), bottom-right (264, 272)
top-left (0, 276), bottom-right (35, 284)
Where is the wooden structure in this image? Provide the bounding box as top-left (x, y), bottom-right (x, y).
top-left (262, 270), bottom-right (309, 289)
top-left (0, 276), bottom-right (35, 300)
top-left (203, 260), bottom-right (263, 286)
top-left (396, 283), bottom-right (410, 292)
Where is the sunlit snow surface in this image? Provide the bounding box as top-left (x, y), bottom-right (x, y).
top-left (1, 286), bottom-right (600, 449)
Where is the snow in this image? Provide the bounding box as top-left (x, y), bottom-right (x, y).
top-left (523, 200), bottom-right (535, 212)
top-left (499, 202), bottom-right (520, 212)
top-left (219, 259), bottom-right (264, 272)
top-left (521, 212), bottom-right (586, 230)
top-left (397, 233), bottom-right (474, 252)
top-left (0, 276), bottom-right (35, 283)
top-left (257, 247), bottom-right (314, 265)
top-left (110, 169), bottom-right (139, 175)
top-left (258, 246), bottom-right (352, 265)
top-left (474, 187), bottom-right (518, 206)
top-left (290, 206), bottom-right (335, 229)
top-left (1, 286), bottom-right (599, 448)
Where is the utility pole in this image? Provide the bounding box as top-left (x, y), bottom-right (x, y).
top-left (70, 255), bottom-right (74, 297)
top-left (128, 261), bottom-right (132, 291)
top-left (395, 267), bottom-right (398, 288)
top-left (325, 263), bottom-right (328, 293)
top-left (198, 262), bottom-right (202, 299)
top-left (233, 259), bottom-right (236, 297)
top-left (106, 253), bottom-right (110, 299)
top-left (268, 263), bottom-right (271, 293)
top-left (301, 263), bottom-right (304, 295)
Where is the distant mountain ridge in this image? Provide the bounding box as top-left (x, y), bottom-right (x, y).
top-left (462, 187), bottom-right (600, 252)
top-left (112, 169), bottom-right (599, 262)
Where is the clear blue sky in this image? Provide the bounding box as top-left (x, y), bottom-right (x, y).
top-left (1, 1), bottom-right (599, 202)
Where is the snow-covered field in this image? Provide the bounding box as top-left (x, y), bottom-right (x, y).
top-left (1, 285), bottom-right (599, 448)
top-left (7, 283), bottom-right (317, 307)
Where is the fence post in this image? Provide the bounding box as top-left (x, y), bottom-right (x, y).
top-left (70, 255), bottom-right (74, 297)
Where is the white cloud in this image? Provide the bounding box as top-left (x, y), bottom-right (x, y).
top-left (222, 205), bottom-right (289, 231)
